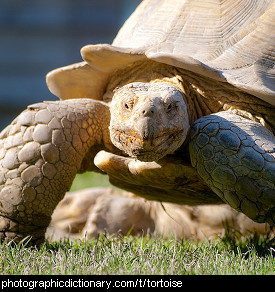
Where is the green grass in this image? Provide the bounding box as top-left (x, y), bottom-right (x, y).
top-left (0, 232), bottom-right (275, 275)
top-left (1, 172), bottom-right (274, 275)
top-left (70, 172), bottom-right (111, 192)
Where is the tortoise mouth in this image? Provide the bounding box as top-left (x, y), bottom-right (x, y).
top-left (111, 128), bottom-right (184, 161)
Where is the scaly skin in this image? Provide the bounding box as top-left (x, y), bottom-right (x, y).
top-left (0, 74), bottom-right (274, 244)
top-left (110, 82), bottom-right (190, 161)
top-left (0, 99), bottom-right (113, 244)
top-left (94, 150), bottom-right (223, 205)
top-left (189, 111), bottom-right (275, 225)
top-left (95, 110), bottom-right (275, 224)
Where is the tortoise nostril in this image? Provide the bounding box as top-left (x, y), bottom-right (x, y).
top-left (142, 108), bottom-right (155, 116)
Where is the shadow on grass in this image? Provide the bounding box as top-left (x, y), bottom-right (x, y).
top-left (221, 226), bottom-right (275, 258)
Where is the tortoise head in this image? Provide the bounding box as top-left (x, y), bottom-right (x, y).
top-left (109, 82), bottom-right (190, 162)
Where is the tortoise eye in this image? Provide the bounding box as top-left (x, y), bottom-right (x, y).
top-left (167, 103), bottom-right (172, 112)
top-left (124, 100), bottom-right (134, 110)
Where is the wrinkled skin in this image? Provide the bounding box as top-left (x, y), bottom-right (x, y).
top-left (110, 82), bottom-right (190, 161)
top-left (96, 111), bottom-right (275, 225)
top-left (0, 78), bottom-right (274, 245)
top-left (0, 99), bottom-right (114, 244)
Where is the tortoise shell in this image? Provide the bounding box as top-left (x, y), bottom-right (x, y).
top-left (47, 0), bottom-right (275, 106)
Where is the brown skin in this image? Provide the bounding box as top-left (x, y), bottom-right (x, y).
top-left (0, 99), bottom-right (114, 244)
top-left (109, 82), bottom-right (190, 162)
top-left (0, 61), bottom-right (274, 244)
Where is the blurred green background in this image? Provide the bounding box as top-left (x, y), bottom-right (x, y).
top-left (70, 172), bottom-right (111, 191)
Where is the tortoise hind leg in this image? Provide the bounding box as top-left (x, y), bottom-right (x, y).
top-left (0, 99), bottom-right (112, 245)
top-left (189, 111), bottom-right (275, 225)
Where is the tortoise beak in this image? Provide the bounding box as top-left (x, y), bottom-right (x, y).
top-left (134, 102), bottom-right (158, 143)
top-left (135, 117), bottom-right (156, 144)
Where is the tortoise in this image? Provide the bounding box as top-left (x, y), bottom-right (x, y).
top-left (48, 187), bottom-right (272, 242)
top-left (0, 0), bottom-right (274, 244)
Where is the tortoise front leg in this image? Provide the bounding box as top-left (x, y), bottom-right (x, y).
top-left (189, 111), bottom-right (275, 225)
top-left (94, 151), bottom-right (223, 205)
top-left (0, 99), bottom-right (112, 244)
